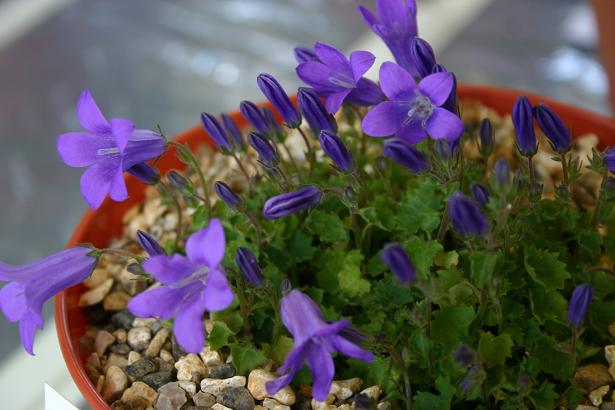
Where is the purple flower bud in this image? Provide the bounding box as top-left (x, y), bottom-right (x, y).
top-left (460, 365), bottom-right (481, 392)
top-left (605, 147), bottom-right (615, 173)
top-left (167, 170), bottom-right (192, 192)
top-left (297, 88), bottom-right (336, 136)
top-left (262, 107), bottom-right (283, 138)
top-left (257, 74), bottom-right (301, 128)
top-left (470, 182), bottom-right (490, 207)
top-left (568, 283), bottom-right (594, 327)
top-left (380, 243), bottom-right (416, 285)
top-left (494, 159), bottom-right (511, 188)
top-left (136, 230), bottom-right (166, 256)
top-left (512, 96), bottom-right (537, 157)
top-left (431, 64), bottom-right (457, 113)
top-left (263, 185), bottom-right (322, 220)
top-left (410, 37), bottom-right (436, 78)
top-left (479, 118), bottom-right (494, 157)
top-left (319, 130), bottom-right (353, 171)
top-left (434, 137), bottom-right (460, 162)
top-left (235, 247), bottom-right (263, 287)
top-left (294, 46), bottom-right (319, 64)
top-left (127, 163), bottom-right (161, 185)
top-left (201, 113), bottom-right (233, 152)
top-left (214, 181), bottom-right (242, 210)
top-left (240, 101), bottom-right (270, 134)
top-left (453, 344), bottom-right (474, 367)
top-left (221, 113), bottom-right (244, 148)
top-left (534, 104), bottom-right (571, 153)
top-left (448, 191), bottom-right (489, 237)
top-left (383, 138), bottom-right (428, 173)
top-left (248, 132), bottom-right (278, 165)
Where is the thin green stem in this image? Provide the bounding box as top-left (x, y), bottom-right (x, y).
top-left (297, 127), bottom-right (316, 174)
top-left (281, 141), bottom-right (301, 175)
top-left (436, 204), bottom-right (449, 243)
top-left (591, 167), bottom-right (609, 227)
top-left (560, 152), bottom-right (570, 193)
top-left (169, 141), bottom-right (211, 218)
top-left (232, 153), bottom-right (253, 194)
top-left (570, 328), bottom-right (578, 376)
top-left (243, 211), bottom-right (263, 249)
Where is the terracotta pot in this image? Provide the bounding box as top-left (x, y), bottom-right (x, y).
top-left (55, 85), bottom-right (615, 409)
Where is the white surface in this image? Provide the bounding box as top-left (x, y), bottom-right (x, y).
top-left (45, 383), bottom-right (80, 410)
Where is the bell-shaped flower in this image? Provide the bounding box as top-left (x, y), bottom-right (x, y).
top-left (57, 90), bottom-right (166, 209)
top-left (380, 243), bottom-right (416, 284)
top-left (127, 219), bottom-right (234, 353)
top-left (319, 130), bottom-right (353, 171)
top-left (534, 104), bottom-right (572, 153)
top-left (383, 138), bottom-right (428, 173)
top-left (221, 113), bottom-right (244, 149)
top-left (470, 182), bottom-right (490, 208)
top-left (201, 113), bottom-right (233, 153)
top-left (266, 290), bottom-right (374, 401)
top-left (568, 283), bottom-right (594, 328)
top-left (137, 230), bottom-right (166, 256)
top-left (214, 181), bottom-right (242, 210)
top-left (410, 37), bottom-right (436, 78)
top-left (479, 118), bottom-right (494, 157)
top-left (448, 191), bottom-right (489, 237)
top-left (0, 247), bottom-right (98, 354)
top-left (235, 247), bottom-right (263, 287)
top-left (512, 96), bottom-right (537, 157)
top-left (248, 132), bottom-right (278, 166)
top-left (257, 74), bottom-right (301, 128)
top-left (240, 101), bottom-right (270, 134)
top-left (362, 62), bottom-right (464, 143)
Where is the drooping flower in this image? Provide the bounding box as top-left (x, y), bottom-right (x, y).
top-left (512, 96), bottom-right (537, 157)
top-left (410, 37), bottom-right (436, 78)
top-left (0, 247), bottom-right (98, 354)
top-left (479, 118), bottom-right (494, 157)
top-left (57, 90), bottom-right (166, 209)
top-left (235, 247), bottom-right (263, 287)
top-left (430, 64), bottom-right (458, 113)
top-left (567, 283), bottom-right (594, 328)
top-left (137, 230), bottom-right (166, 256)
top-left (127, 163), bottom-right (161, 185)
top-left (257, 74), bottom-right (301, 128)
top-left (380, 243), bottom-right (416, 284)
top-left (294, 46), bottom-right (319, 64)
top-left (266, 290), bottom-right (374, 400)
top-left (263, 186), bottom-right (322, 220)
top-left (201, 113), bottom-right (233, 152)
top-left (248, 132), bottom-right (278, 166)
top-left (470, 182), bottom-right (490, 208)
top-left (534, 104), bottom-right (572, 153)
top-left (383, 138), bottom-right (428, 173)
top-left (221, 113), bottom-right (244, 148)
top-left (605, 148), bottom-right (615, 173)
top-left (296, 42), bottom-right (383, 114)
top-left (362, 62), bottom-right (464, 143)
top-left (297, 88), bottom-right (337, 136)
top-left (240, 101), bottom-right (270, 134)
top-left (448, 191), bottom-right (489, 237)
top-left (214, 181), bottom-right (242, 210)
top-left (319, 130), bottom-right (353, 171)
top-left (128, 219), bottom-right (234, 353)
top-left (358, 0), bottom-right (419, 77)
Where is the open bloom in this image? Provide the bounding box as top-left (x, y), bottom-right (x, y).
top-left (358, 0), bottom-right (419, 77)
top-left (296, 42), bottom-right (383, 114)
top-left (568, 283), bottom-right (594, 327)
top-left (448, 191), bottom-right (489, 237)
top-left (380, 243), bottom-right (416, 284)
top-left (362, 62), bottom-right (464, 143)
top-left (0, 247), bottom-right (98, 354)
top-left (263, 186), bottom-right (322, 220)
top-left (57, 90), bottom-right (166, 209)
top-left (266, 290), bottom-right (374, 400)
top-left (128, 219), bottom-right (234, 353)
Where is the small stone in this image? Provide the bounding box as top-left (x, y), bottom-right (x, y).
top-left (160, 350), bottom-right (174, 363)
top-left (358, 385), bottom-right (382, 401)
top-left (247, 369), bottom-right (296, 405)
top-left (193, 391), bottom-right (216, 407)
top-left (200, 376), bottom-right (246, 396)
top-left (121, 381), bottom-right (158, 409)
top-left (216, 386), bottom-right (254, 410)
top-left (109, 343), bottom-right (131, 355)
top-left (95, 374), bottom-right (105, 394)
top-left (95, 330), bottom-right (116, 357)
top-left (125, 356), bottom-right (159, 379)
top-left (212, 404), bottom-right (233, 410)
top-left (175, 353), bottom-right (207, 382)
top-left (609, 323), bottom-right (615, 339)
top-left (113, 329), bottom-right (127, 344)
top-left (606, 346), bottom-right (615, 366)
top-left (85, 365), bottom-right (101, 384)
top-left (601, 402), bottom-right (615, 410)
top-left (102, 365), bottom-right (127, 402)
top-left (574, 365), bottom-right (614, 392)
top-left (255, 407), bottom-right (267, 410)
top-left (79, 277), bottom-right (114, 306)
top-left (338, 405), bottom-right (352, 410)
top-left (112, 310), bottom-right (135, 330)
top-left (200, 345), bottom-right (223, 366)
top-left (143, 371), bottom-right (174, 389)
top-left (184, 407), bottom-right (212, 410)
top-left (376, 402), bottom-right (392, 410)
top-left (155, 382), bottom-right (187, 410)
top-left (262, 398), bottom-right (290, 410)
top-left (330, 378), bottom-right (362, 400)
top-left (207, 364), bottom-right (236, 379)
top-left (86, 352), bottom-right (102, 369)
top-left (157, 357), bottom-right (175, 373)
top-left (104, 291), bottom-right (131, 311)
top-left (104, 353), bottom-right (128, 372)
top-left (177, 380), bottom-right (197, 397)
top-left (128, 351), bottom-right (142, 365)
top-left (128, 327), bottom-right (152, 351)
top-left (311, 396), bottom-right (335, 410)
top-left (576, 406), bottom-right (599, 410)
top-left (133, 317), bottom-right (158, 328)
top-left (83, 268), bottom-right (111, 289)
top-left (110, 400), bottom-right (127, 410)
top-left (591, 386), bottom-right (611, 407)
top-left (146, 327), bottom-right (171, 358)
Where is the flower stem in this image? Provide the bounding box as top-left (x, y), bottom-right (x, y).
top-left (560, 152), bottom-right (570, 194)
top-left (570, 327), bottom-right (578, 376)
top-left (243, 211), bottom-right (263, 249)
top-left (436, 203), bottom-right (449, 243)
top-left (297, 127), bottom-right (316, 173)
top-left (169, 141), bottom-right (211, 218)
top-left (591, 167), bottom-right (609, 227)
top-left (232, 153), bottom-right (253, 194)
top-left (527, 155), bottom-right (537, 203)
top-left (281, 140), bottom-right (301, 175)
top-left (99, 248), bottom-right (142, 261)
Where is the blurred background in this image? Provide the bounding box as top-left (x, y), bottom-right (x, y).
top-left (0, 0), bottom-right (612, 408)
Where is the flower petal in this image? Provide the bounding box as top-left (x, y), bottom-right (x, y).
top-left (424, 107), bottom-right (464, 141)
top-left (362, 101), bottom-right (407, 137)
top-left (376, 0), bottom-right (408, 30)
top-left (347, 78), bottom-right (384, 107)
top-left (19, 311), bottom-right (43, 355)
top-left (110, 118), bottom-right (134, 153)
top-left (122, 137), bottom-right (166, 170)
top-left (379, 62), bottom-right (416, 100)
top-left (332, 335), bottom-right (375, 362)
top-left (143, 254), bottom-right (194, 285)
top-left (186, 218), bottom-right (225, 267)
top-left (307, 343), bottom-right (335, 401)
top-left (296, 61), bottom-right (338, 93)
top-left (266, 343), bottom-right (308, 396)
top-left (418, 72), bottom-right (454, 106)
top-left (77, 89), bottom-right (110, 134)
top-left (56, 132), bottom-right (113, 167)
top-left (79, 159), bottom-right (120, 209)
top-left (358, 5), bottom-right (379, 26)
top-left (0, 282), bottom-right (28, 322)
top-left (108, 167), bottom-right (128, 202)
top-left (313, 42), bottom-right (352, 76)
top-left (349, 51), bottom-right (375, 82)
top-left (127, 286), bottom-right (183, 319)
top-left (396, 119), bottom-right (426, 144)
top-left (325, 89), bottom-right (352, 114)
top-left (173, 291), bottom-right (206, 353)
top-left (203, 269), bottom-right (234, 311)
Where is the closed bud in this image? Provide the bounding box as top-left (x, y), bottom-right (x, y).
top-left (453, 344), bottom-right (474, 367)
top-left (214, 181), bottom-right (242, 210)
top-left (136, 230), bottom-right (166, 256)
top-left (201, 113), bottom-right (233, 152)
top-left (221, 113), bottom-right (244, 149)
top-left (448, 191), bottom-right (489, 237)
top-left (494, 159), bottom-right (511, 188)
top-left (470, 182), bottom-right (490, 207)
top-left (240, 101), bottom-right (270, 134)
top-left (512, 96), bottom-right (537, 157)
top-left (167, 171), bottom-right (192, 193)
top-left (535, 104), bottom-right (571, 153)
top-left (248, 132), bottom-right (278, 165)
top-left (235, 247), bottom-right (263, 287)
top-left (257, 73), bottom-right (301, 128)
top-left (410, 37), bottom-right (436, 78)
top-left (434, 137), bottom-right (460, 162)
top-left (383, 138), bottom-right (428, 173)
top-left (319, 130), bottom-right (353, 171)
top-left (263, 185), bottom-right (322, 220)
top-left (127, 163), bottom-right (160, 185)
top-left (605, 147), bottom-right (615, 174)
top-left (262, 107), bottom-right (283, 138)
top-left (479, 118), bottom-right (494, 157)
top-left (380, 243), bottom-right (416, 285)
top-left (297, 88), bottom-right (336, 136)
top-left (294, 46), bottom-right (319, 64)
top-left (568, 283), bottom-right (594, 327)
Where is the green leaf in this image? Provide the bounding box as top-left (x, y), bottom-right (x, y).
top-left (532, 336), bottom-right (572, 381)
top-left (286, 231), bottom-right (315, 262)
top-left (524, 248), bottom-right (570, 290)
top-left (478, 332), bottom-right (513, 368)
top-left (413, 376), bottom-right (454, 410)
top-left (230, 344), bottom-right (267, 375)
top-left (262, 335), bottom-right (294, 365)
top-left (528, 382), bottom-right (558, 409)
top-left (434, 250), bottom-right (459, 269)
top-left (397, 179), bottom-right (443, 235)
top-left (191, 205), bottom-right (207, 229)
top-left (404, 236), bottom-right (443, 279)
top-left (529, 286), bottom-right (567, 324)
top-left (207, 321), bottom-right (233, 351)
top-left (469, 251), bottom-right (499, 288)
top-left (338, 250), bottom-right (371, 297)
top-left (431, 305), bottom-right (475, 351)
top-left (305, 210), bottom-right (348, 243)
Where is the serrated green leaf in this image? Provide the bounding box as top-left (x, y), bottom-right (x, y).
top-left (305, 210), bottom-right (348, 243)
top-left (434, 250), bottom-right (459, 269)
top-left (230, 344), bottom-right (267, 375)
top-left (529, 382), bottom-right (558, 409)
top-left (478, 332), bottom-right (513, 368)
top-left (529, 286), bottom-right (567, 324)
top-left (207, 321), bottom-right (233, 351)
top-left (413, 376), bottom-right (454, 410)
top-left (338, 250), bottom-right (371, 297)
top-left (469, 251), bottom-right (499, 288)
top-left (397, 179), bottom-right (443, 235)
top-left (431, 305), bottom-right (475, 351)
top-left (286, 231), bottom-right (315, 262)
top-left (524, 248), bottom-right (570, 290)
top-left (404, 236), bottom-right (443, 279)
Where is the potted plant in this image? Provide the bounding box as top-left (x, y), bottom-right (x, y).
top-left (3, 1), bottom-right (615, 409)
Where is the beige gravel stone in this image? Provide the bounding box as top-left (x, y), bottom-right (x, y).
top-left (359, 385), bottom-right (382, 401)
top-left (175, 353), bottom-right (206, 383)
top-left (103, 291), bottom-right (131, 311)
top-left (330, 378), bottom-right (362, 400)
top-left (606, 346), bottom-right (615, 366)
top-left (86, 352), bottom-right (101, 369)
top-left (574, 364), bottom-right (614, 392)
top-left (193, 391), bottom-right (216, 407)
top-left (102, 365), bottom-right (127, 402)
top-left (590, 385), bottom-right (610, 407)
top-left (177, 380), bottom-right (197, 397)
top-left (127, 326), bottom-right (152, 351)
top-left (104, 353), bottom-right (128, 372)
top-left (247, 369), bottom-right (296, 405)
top-left (95, 330), bottom-right (116, 357)
top-left (311, 396), bottom-right (336, 410)
top-left (200, 376), bottom-right (246, 396)
top-left (212, 404), bottom-right (233, 410)
top-left (79, 278), bottom-right (114, 306)
top-left (121, 381), bottom-right (158, 409)
top-left (199, 345), bottom-right (223, 366)
top-left (128, 351), bottom-right (141, 365)
top-left (146, 327), bottom-right (170, 358)
top-left (159, 349), bottom-right (174, 363)
top-left (262, 398), bottom-right (291, 410)
top-left (83, 268), bottom-right (111, 289)
top-left (113, 329), bottom-right (127, 344)
top-left (133, 317), bottom-right (158, 328)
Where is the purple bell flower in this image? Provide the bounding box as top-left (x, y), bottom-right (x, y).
top-left (431, 64), bottom-right (458, 114)
top-left (240, 101), bottom-right (270, 135)
top-left (235, 247), bottom-right (263, 287)
top-left (319, 130), bottom-right (353, 171)
top-left (0, 247), bottom-right (98, 354)
top-left (358, 0), bottom-right (419, 77)
top-left (167, 170), bottom-right (192, 193)
top-left (410, 37), bottom-right (436, 78)
top-left (248, 132), bottom-right (278, 166)
top-left (201, 113), bottom-right (233, 152)
top-left (214, 181), bottom-right (242, 210)
top-left (380, 243), bottom-right (416, 284)
top-left (512, 96), bottom-right (537, 157)
top-left (127, 163), bottom-right (161, 185)
top-left (470, 182), bottom-right (490, 208)
top-left (568, 283), bottom-right (594, 327)
top-left (362, 62), bottom-right (464, 143)
top-left (448, 191), bottom-right (489, 237)
top-left (383, 138), bottom-right (428, 173)
top-left (534, 104), bottom-right (572, 153)
top-left (257, 74), bottom-right (301, 128)
top-left (57, 90), bottom-right (166, 209)
top-left (479, 118), bottom-right (494, 157)
top-left (296, 42), bottom-right (383, 114)
top-left (297, 88), bottom-right (337, 136)
top-left (294, 46), bottom-right (320, 64)
top-left (266, 289), bottom-right (374, 400)
top-left (128, 219), bottom-right (234, 353)
top-left (221, 113), bottom-right (244, 148)
top-left (605, 147), bottom-right (615, 173)
top-left (263, 186), bottom-right (322, 220)
top-left (137, 230), bottom-right (166, 257)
